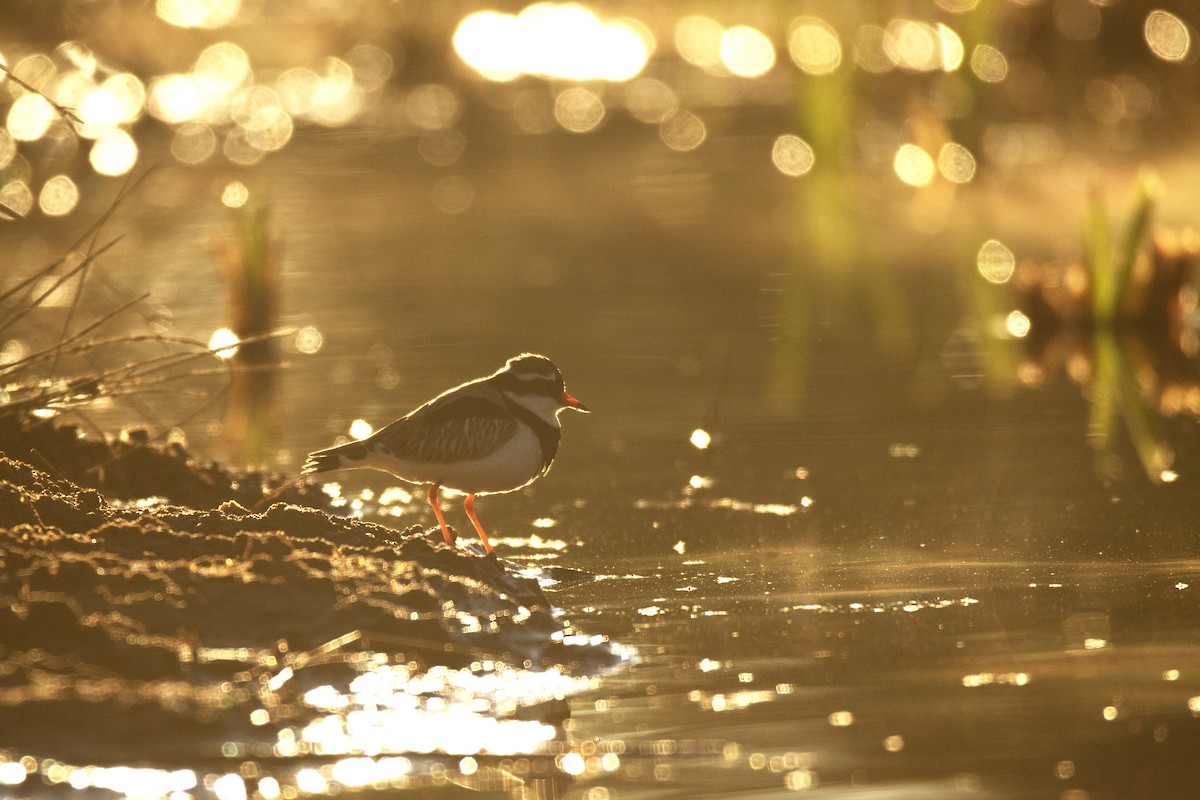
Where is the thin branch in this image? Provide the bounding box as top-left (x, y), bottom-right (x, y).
top-left (0, 62), bottom-right (84, 127)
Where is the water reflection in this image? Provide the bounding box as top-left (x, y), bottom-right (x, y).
top-left (0, 635), bottom-right (626, 799)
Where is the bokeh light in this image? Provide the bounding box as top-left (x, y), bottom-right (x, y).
top-left (195, 42), bottom-right (251, 95)
top-left (1005, 310), bottom-right (1031, 338)
top-left (295, 326), bottom-right (324, 354)
top-left (659, 109), bottom-right (705, 151)
top-left (244, 107), bottom-right (293, 151)
top-left (0, 181), bottom-right (33, 217)
top-left (90, 129), bottom-right (138, 175)
top-left (13, 54), bottom-right (55, 92)
top-left (853, 25), bottom-right (894, 74)
top-left (276, 68), bottom-right (321, 116)
top-left (221, 180), bottom-right (249, 208)
top-left (937, 142), bottom-right (975, 182)
top-left (675, 16), bottom-right (725, 72)
top-left (454, 5), bottom-right (650, 82)
top-left (345, 44), bottom-right (394, 92)
top-left (720, 26), bottom-right (775, 78)
top-left (88, 74), bottom-right (145, 126)
top-left (223, 128), bottom-right (265, 165)
top-left (885, 20), bottom-right (943, 72)
top-left (977, 239), bottom-right (1015, 284)
top-left (7, 94), bottom-right (56, 141)
top-left (38, 175), bottom-right (78, 216)
top-left (772, 134), bottom-right (815, 176)
top-left (157, 0), bottom-right (240, 29)
top-left (0, 131), bottom-right (15, 169)
top-left (789, 18), bottom-right (842, 75)
top-left (1144, 10), bottom-right (1191, 62)
top-left (554, 88), bottom-right (605, 133)
top-left (893, 144), bottom-right (935, 186)
top-left (148, 75), bottom-right (204, 124)
top-left (624, 78), bottom-right (677, 123)
top-left (209, 328), bottom-right (240, 359)
top-left (938, 23), bottom-right (965, 71)
top-left (405, 84), bottom-right (460, 130)
top-left (971, 45), bottom-right (1008, 82)
top-left (172, 122), bottom-right (216, 163)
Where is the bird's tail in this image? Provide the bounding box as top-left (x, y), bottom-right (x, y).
top-left (301, 440), bottom-right (371, 476)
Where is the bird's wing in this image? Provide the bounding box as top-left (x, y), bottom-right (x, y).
top-left (374, 393), bottom-right (517, 463)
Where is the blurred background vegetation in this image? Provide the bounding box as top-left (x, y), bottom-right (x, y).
top-left (1, 0), bottom-right (1199, 485)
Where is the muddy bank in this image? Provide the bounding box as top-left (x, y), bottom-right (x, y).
top-left (0, 446), bottom-right (613, 763)
top-left (0, 414), bottom-right (320, 509)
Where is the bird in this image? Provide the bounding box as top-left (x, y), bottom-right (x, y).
top-left (302, 353), bottom-right (588, 555)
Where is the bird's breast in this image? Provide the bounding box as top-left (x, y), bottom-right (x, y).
top-left (370, 424), bottom-right (551, 495)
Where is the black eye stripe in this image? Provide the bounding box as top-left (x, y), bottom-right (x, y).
top-left (496, 372), bottom-right (562, 395)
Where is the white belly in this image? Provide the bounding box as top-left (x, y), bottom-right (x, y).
top-left (367, 424), bottom-right (547, 495)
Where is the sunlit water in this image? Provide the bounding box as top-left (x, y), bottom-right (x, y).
top-left (6, 4), bottom-right (1200, 797)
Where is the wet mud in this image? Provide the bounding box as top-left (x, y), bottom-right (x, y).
top-left (0, 419), bottom-right (612, 764)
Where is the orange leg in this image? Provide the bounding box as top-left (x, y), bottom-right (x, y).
top-left (463, 494), bottom-right (496, 555)
top-left (427, 484), bottom-right (454, 546)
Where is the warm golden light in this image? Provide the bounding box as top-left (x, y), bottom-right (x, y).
top-left (893, 143), bottom-right (935, 186)
top-left (853, 25), bottom-right (893, 73)
top-left (349, 419), bottom-right (374, 440)
top-left (1005, 310), bottom-right (1031, 338)
top-left (976, 239), bottom-right (1015, 284)
top-left (554, 87), bottom-right (605, 132)
top-left (148, 75), bottom-right (204, 124)
top-left (7, 93), bottom-right (56, 141)
top-left (937, 23), bottom-right (965, 71)
top-left (788, 17), bottom-right (842, 75)
top-left (79, 76), bottom-right (142, 128)
top-left (345, 44), bottom-right (394, 92)
top-left (276, 68), bottom-right (321, 115)
top-left (720, 25), bottom-right (775, 78)
top-left (938, 142), bottom-right (975, 182)
top-left (244, 107), bottom-right (293, 151)
top-left (454, 5), bottom-right (650, 82)
top-left (172, 122), bottom-right (217, 163)
top-left (675, 16), bottom-right (725, 71)
top-left (0, 131), bottom-right (14, 170)
top-left (224, 129), bottom-right (264, 165)
top-left (90, 129), bottom-right (138, 176)
top-left (690, 428), bottom-right (712, 449)
top-left (310, 58), bottom-right (362, 126)
top-left (971, 45), bottom-right (1008, 82)
top-left (772, 134), bottom-right (815, 176)
top-left (195, 42), bottom-right (251, 94)
top-left (212, 773), bottom-right (247, 800)
top-left (624, 78), bottom-right (677, 123)
top-left (0, 181), bottom-right (33, 217)
top-left (295, 326), bottom-right (323, 354)
top-left (1145, 10), bottom-right (1191, 62)
top-left (885, 20), bottom-right (942, 71)
top-left (157, 0), bottom-right (240, 29)
top-left (405, 84), bottom-right (460, 130)
top-left (659, 109), bottom-right (705, 151)
top-left (38, 175), bottom-right (79, 216)
top-left (209, 327), bottom-right (240, 359)
top-left (221, 180), bottom-right (249, 208)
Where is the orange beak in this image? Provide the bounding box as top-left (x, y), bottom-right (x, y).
top-left (560, 392), bottom-right (589, 412)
